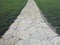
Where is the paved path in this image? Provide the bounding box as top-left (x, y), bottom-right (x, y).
top-left (0, 0), bottom-right (60, 45)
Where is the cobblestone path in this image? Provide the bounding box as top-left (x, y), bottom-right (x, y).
top-left (0, 0), bottom-right (60, 45)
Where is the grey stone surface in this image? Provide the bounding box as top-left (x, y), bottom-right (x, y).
top-left (0, 0), bottom-right (60, 45)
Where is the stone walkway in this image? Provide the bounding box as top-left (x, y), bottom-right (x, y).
top-left (0, 0), bottom-right (60, 45)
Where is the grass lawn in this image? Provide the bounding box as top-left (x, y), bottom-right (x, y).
top-left (35, 0), bottom-right (60, 35)
top-left (0, 0), bottom-right (27, 38)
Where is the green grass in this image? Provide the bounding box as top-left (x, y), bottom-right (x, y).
top-left (35, 0), bottom-right (60, 35)
top-left (0, 0), bottom-right (27, 38)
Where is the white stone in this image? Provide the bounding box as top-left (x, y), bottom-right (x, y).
top-left (0, 0), bottom-right (60, 45)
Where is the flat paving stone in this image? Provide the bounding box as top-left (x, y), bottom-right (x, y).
top-left (0, 0), bottom-right (60, 45)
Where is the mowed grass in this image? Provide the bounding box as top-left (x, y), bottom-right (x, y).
top-left (0, 0), bottom-right (27, 38)
top-left (35, 0), bottom-right (60, 34)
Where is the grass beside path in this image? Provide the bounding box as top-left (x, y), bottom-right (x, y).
top-left (0, 0), bottom-right (27, 38)
top-left (35, 0), bottom-right (60, 35)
